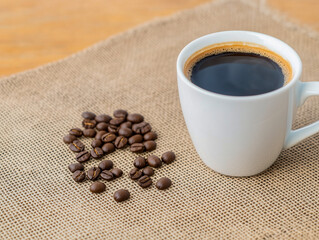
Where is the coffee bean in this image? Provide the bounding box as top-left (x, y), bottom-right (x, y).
top-left (127, 113), bottom-right (144, 123)
top-left (87, 167), bottom-right (101, 180)
top-left (81, 111), bottom-right (96, 120)
top-left (90, 182), bottom-right (106, 193)
top-left (144, 131), bottom-right (158, 141)
top-left (95, 114), bottom-right (112, 123)
top-left (101, 133), bottom-right (116, 143)
top-left (129, 168), bottom-right (143, 180)
top-left (113, 109), bottom-right (128, 118)
top-left (69, 128), bottom-right (83, 137)
top-left (118, 127), bottom-right (133, 138)
top-left (82, 119), bottom-right (97, 129)
top-left (130, 143), bottom-right (145, 153)
top-left (72, 170), bottom-right (86, 182)
top-left (95, 131), bottom-right (107, 140)
top-left (147, 155), bottom-right (162, 168)
top-left (68, 163), bottom-right (84, 173)
top-left (134, 156), bottom-right (147, 168)
top-left (132, 122), bottom-right (151, 134)
top-left (114, 136), bottom-right (127, 149)
top-left (98, 160), bottom-right (113, 170)
top-left (161, 151), bottom-right (176, 164)
top-left (91, 139), bottom-right (102, 148)
top-left (76, 151), bottom-right (90, 163)
top-left (142, 166), bottom-right (154, 176)
top-left (144, 140), bottom-right (156, 151)
top-left (91, 147), bottom-right (104, 159)
top-left (111, 168), bottom-right (123, 178)
top-left (114, 189), bottom-right (130, 202)
top-left (128, 134), bottom-right (143, 145)
top-left (108, 125), bottom-right (118, 134)
top-left (110, 117), bottom-right (125, 126)
top-left (138, 175), bottom-right (152, 188)
top-left (69, 140), bottom-right (85, 152)
top-left (102, 143), bottom-right (115, 154)
top-left (63, 134), bottom-right (77, 144)
top-left (83, 129), bottom-right (96, 138)
top-left (96, 122), bottom-right (109, 131)
top-left (120, 121), bottom-right (132, 129)
top-left (100, 170), bottom-right (114, 181)
top-left (156, 177), bottom-right (172, 190)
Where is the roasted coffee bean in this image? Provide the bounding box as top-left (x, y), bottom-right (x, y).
top-left (91, 147), bottom-right (104, 159)
top-left (120, 121), bottom-right (132, 129)
top-left (69, 140), bottom-right (85, 152)
top-left (138, 175), bottom-right (152, 188)
top-left (114, 136), bottom-right (127, 149)
top-left (95, 114), bottom-right (112, 123)
top-left (95, 131), bottom-right (107, 140)
top-left (156, 177), bottom-right (172, 190)
top-left (142, 166), bottom-right (154, 176)
top-left (87, 167), bottom-right (101, 180)
top-left (63, 134), bottom-right (77, 144)
top-left (108, 125), bottom-right (118, 134)
top-left (91, 139), bottom-right (102, 148)
top-left (113, 109), bottom-right (128, 119)
top-left (81, 111), bottom-right (96, 120)
top-left (102, 143), bottom-right (115, 154)
top-left (128, 134), bottom-right (143, 145)
top-left (132, 122), bottom-right (151, 134)
top-left (161, 151), bottom-right (176, 164)
top-left (147, 155), bottom-right (162, 168)
top-left (96, 122), bottom-right (109, 131)
top-left (76, 151), bottom-right (90, 163)
top-left (130, 143), bottom-right (145, 153)
top-left (69, 128), bottom-right (83, 137)
top-left (100, 170), bottom-right (114, 181)
top-left (72, 170), bottom-right (86, 182)
top-left (111, 168), bottom-right (123, 178)
top-left (90, 182), bottom-right (106, 193)
top-left (144, 140), bottom-right (156, 151)
top-left (68, 163), bottom-right (84, 173)
top-left (114, 189), bottom-right (130, 202)
top-left (82, 119), bottom-right (97, 129)
top-left (144, 131), bottom-right (158, 141)
top-left (129, 168), bottom-right (143, 180)
top-left (110, 117), bottom-right (125, 126)
top-left (127, 113), bottom-right (144, 123)
top-left (83, 129), bottom-right (96, 138)
top-left (98, 160), bottom-right (113, 170)
top-left (134, 156), bottom-right (147, 169)
top-left (118, 127), bottom-right (133, 138)
top-left (101, 133), bottom-right (116, 143)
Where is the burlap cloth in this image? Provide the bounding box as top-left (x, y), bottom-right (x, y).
top-left (1, 0), bottom-right (319, 239)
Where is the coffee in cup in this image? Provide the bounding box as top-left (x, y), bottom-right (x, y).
top-left (184, 43), bottom-right (292, 96)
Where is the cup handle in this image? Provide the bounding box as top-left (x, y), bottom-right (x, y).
top-left (284, 81), bottom-right (319, 149)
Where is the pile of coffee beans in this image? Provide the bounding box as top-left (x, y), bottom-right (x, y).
top-left (129, 152), bottom-right (174, 189)
top-left (64, 110), bottom-right (158, 155)
top-left (64, 110), bottom-right (173, 203)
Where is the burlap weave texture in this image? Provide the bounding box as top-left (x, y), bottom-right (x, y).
top-left (0, 0), bottom-right (318, 239)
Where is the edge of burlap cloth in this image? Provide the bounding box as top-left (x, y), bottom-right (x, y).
top-left (1, 0), bottom-right (319, 239)
top-left (1, 0), bottom-right (319, 82)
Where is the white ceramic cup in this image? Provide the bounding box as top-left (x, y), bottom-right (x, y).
top-left (177, 31), bottom-right (319, 177)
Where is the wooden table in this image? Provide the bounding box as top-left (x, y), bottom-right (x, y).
top-left (1, 0), bottom-right (318, 77)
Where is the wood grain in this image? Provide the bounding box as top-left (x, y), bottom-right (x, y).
top-left (0, 0), bottom-right (318, 77)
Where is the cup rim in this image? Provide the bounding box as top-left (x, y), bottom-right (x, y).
top-left (176, 31), bottom-right (302, 101)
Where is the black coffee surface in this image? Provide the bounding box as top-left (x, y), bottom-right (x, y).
top-left (190, 52), bottom-right (285, 96)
